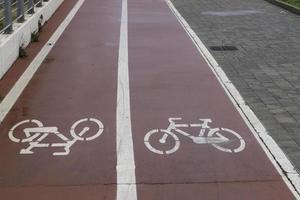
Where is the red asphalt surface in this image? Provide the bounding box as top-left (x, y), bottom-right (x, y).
top-left (0, 0), bottom-right (296, 199)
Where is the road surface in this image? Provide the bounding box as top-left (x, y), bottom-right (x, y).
top-left (0, 0), bottom-right (297, 199)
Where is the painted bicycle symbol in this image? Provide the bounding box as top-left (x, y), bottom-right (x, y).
top-left (8, 118), bottom-right (104, 156)
top-left (144, 118), bottom-right (245, 155)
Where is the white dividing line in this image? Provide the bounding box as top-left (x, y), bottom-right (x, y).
top-left (0, 0), bottom-right (85, 123)
top-left (116, 0), bottom-right (137, 199)
top-left (165, 0), bottom-right (300, 198)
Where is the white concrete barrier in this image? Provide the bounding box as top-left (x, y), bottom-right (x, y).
top-left (0, 0), bottom-right (64, 79)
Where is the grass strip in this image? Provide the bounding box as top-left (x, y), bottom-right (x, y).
top-left (280, 0), bottom-right (300, 8)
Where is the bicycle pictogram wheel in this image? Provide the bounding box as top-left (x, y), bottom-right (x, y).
top-left (8, 119), bottom-right (43, 143)
top-left (208, 128), bottom-right (245, 153)
top-left (70, 118), bottom-right (104, 141)
top-left (144, 129), bottom-right (180, 155)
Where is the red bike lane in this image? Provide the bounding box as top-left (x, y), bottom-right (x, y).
top-left (0, 0), bottom-right (121, 199)
top-left (128, 0), bottom-right (296, 199)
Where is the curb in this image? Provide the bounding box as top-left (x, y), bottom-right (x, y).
top-left (0, 0), bottom-right (64, 79)
top-left (264, 0), bottom-right (300, 15)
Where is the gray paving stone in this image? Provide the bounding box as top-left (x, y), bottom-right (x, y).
top-left (172, 0), bottom-right (300, 170)
top-left (275, 113), bottom-right (296, 124)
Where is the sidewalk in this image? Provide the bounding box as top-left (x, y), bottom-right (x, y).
top-left (172, 0), bottom-right (300, 170)
top-left (0, 0), bottom-right (298, 199)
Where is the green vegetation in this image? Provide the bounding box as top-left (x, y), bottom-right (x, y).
top-left (19, 46), bottom-right (28, 58)
top-left (281, 0), bottom-right (300, 8)
top-left (31, 31), bottom-right (40, 42)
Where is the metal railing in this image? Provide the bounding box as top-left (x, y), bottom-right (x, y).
top-left (0, 0), bottom-right (49, 34)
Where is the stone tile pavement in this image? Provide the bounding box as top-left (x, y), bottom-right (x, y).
top-left (171, 0), bottom-right (300, 170)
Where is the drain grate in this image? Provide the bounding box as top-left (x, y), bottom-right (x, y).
top-left (209, 46), bottom-right (238, 51)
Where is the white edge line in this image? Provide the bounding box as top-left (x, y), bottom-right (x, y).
top-left (0, 0), bottom-right (86, 123)
top-left (165, 0), bottom-right (300, 198)
top-left (116, 0), bottom-right (137, 199)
